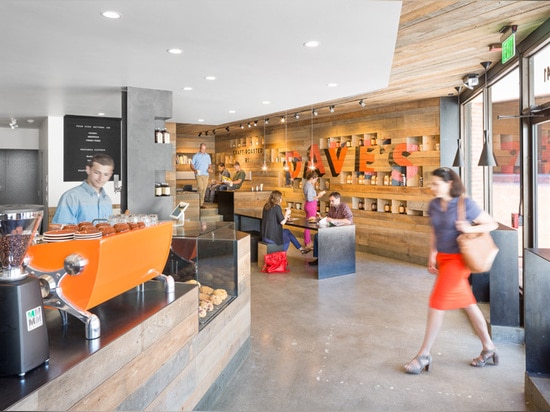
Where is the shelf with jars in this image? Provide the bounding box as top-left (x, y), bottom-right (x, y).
top-left (176, 152), bottom-right (194, 170)
top-left (154, 127), bottom-right (171, 144)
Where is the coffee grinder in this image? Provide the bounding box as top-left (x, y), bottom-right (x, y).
top-left (0, 205), bottom-right (49, 377)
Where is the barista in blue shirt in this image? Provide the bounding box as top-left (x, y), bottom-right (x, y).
top-left (52, 154), bottom-right (114, 225)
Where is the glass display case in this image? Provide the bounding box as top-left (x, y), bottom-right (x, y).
top-left (164, 221), bottom-right (237, 329)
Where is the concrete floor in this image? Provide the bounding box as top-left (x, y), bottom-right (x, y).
top-left (207, 249), bottom-right (528, 411)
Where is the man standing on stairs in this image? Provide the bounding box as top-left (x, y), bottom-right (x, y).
top-left (190, 143), bottom-right (212, 208)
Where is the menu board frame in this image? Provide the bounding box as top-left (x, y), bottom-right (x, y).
top-left (63, 115), bottom-right (121, 181)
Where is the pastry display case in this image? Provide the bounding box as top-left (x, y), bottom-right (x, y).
top-left (164, 221), bottom-right (238, 329)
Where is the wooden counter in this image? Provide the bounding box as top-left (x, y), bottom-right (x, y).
top-left (217, 190), bottom-right (271, 221)
top-left (4, 231), bottom-right (251, 411)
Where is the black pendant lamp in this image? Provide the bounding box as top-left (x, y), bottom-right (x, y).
top-left (452, 138), bottom-right (465, 167)
top-left (478, 61), bottom-right (498, 167)
top-left (478, 130), bottom-right (498, 166)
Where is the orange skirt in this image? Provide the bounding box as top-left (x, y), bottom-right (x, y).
top-left (429, 252), bottom-right (476, 310)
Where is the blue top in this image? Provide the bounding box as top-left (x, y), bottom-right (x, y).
top-left (52, 181), bottom-right (112, 225)
top-left (192, 152), bottom-right (212, 176)
top-left (428, 196), bottom-right (482, 254)
top-left (303, 180), bottom-right (317, 202)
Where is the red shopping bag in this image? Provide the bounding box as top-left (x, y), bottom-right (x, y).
top-left (261, 251), bottom-right (289, 273)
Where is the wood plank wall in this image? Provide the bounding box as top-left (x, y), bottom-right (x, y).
top-left (176, 98), bottom-right (446, 264)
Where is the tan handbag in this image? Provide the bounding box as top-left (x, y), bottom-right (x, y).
top-left (456, 196), bottom-right (499, 273)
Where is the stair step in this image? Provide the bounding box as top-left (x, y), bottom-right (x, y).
top-left (200, 207), bottom-right (219, 216)
top-left (200, 214), bottom-right (223, 222)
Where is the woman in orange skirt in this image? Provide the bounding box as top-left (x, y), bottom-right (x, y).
top-left (404, 167), bottom-right (499, 374)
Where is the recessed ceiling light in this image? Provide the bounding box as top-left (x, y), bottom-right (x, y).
top-left (327, 83), bottom-right (338, 87)
top-left (101, 10), bottom-right (122, 19)
top-left (262, 101), bottom-right (271, 105)
top-left (198, 119), bottom-right (205, 122)
top-left (204, 76), bottom-right (216, 81)
top-left (183, 86), bottom-right (193, 91)
top-left (97, 113), bottom-right (105, 116)
top-left (26, 119), bottom-right (35, 123)
top-left (229, 110), bottom-right (236, 114)
top-left (167, 48), bottom-right (183, 55)
top-left (303, 40), bottom-right (320, 48)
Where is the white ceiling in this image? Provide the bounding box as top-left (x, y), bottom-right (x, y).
top-left (0, 0), bottom-right (401, 128)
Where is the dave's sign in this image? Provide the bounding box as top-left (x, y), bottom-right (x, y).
top-left (285, 143), bottom-right (419, 179)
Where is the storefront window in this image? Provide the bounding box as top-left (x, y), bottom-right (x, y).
top-left (532, 43), bottom-right (550, 247)
top-left (491, 69), bottom-right (521, 230)
top-left (533, 43), bottom-right (550, 107)
top-left (463, 94), bottom-right (484, 205)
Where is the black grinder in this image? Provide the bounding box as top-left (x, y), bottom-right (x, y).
top-left (0, 205), bottom-right (49, 377)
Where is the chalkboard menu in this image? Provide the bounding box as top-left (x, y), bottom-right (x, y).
top-left (63, 115), bottom-right (121, 181)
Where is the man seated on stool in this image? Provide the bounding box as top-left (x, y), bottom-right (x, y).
top-left (309, 191), bottom-right (353, 266)
top-left (226, 161), bottom-right (246, 190)
top-left (205, 162), bottom-right (231, 202)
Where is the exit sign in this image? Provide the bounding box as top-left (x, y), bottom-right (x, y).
top-left (502, 33), bottom-right (516, 64)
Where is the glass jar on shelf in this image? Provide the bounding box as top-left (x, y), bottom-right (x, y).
top-left (398, 203), bottom-right (406, 214)
top-left (155, 128), bottom-right (163, 144)
top-left (155, 183), bottom-right (162, 197)
top-left (371, 201), bottom-right (377, 211)
top-left (162, 128), bottom-right (170, 144)
top-left (384, 202), bottom-right (391, 213)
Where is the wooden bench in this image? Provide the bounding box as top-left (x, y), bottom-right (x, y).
top-left (257, 241), bottom-right (284, 268)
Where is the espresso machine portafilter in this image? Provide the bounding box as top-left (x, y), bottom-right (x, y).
top-left (0, 205), bottom-right (49, 377)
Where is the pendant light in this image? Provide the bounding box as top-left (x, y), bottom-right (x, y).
top-left (478, 61), bottom-right (498, 167)
top-left (283, 111), bottom-right (289, 172)
top-left (309, 108), bottom-right (316, 170)
top-left (452, 138), bottom-right (465, 167)
top-left (261, 119), bottom-right (267, 171)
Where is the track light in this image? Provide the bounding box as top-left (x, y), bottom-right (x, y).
top-left (254, 120), bottom-right (258, 126)
top-left (247, 122), bottom-right (251, 128)
top-left (198, 132), bottom-right (202, 137)
top-left (225, 126), bottom-right (230, 132)
top-left (212, 129), bottom-right (216, 135)
top-left (265, 118), bottom-right (269, 124)
top-left (281, 116), bottom-right (285, 123)
top-left (205, 131), bottom-right (208, 136)
top-left (240, 124), bottom-right (244, 129)
top-left (294, 113), bottom-right (300, 119)
top-left (312, 109), bottom-right (318, 116)
top-left (359, 99), bottom-right (366, 108)
top-left (329, 105), bottom-right (335, 113)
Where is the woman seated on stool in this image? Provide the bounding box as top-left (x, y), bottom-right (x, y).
top-left (261, 190), bottom-right (311, 254)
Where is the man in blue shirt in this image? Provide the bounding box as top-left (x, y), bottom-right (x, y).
top-left (190, 143), bottom-right (212, 208)
top-left (52, 154), bottom-right (114, 225)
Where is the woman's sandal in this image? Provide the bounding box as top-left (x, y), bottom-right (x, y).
top-left (404, 354), bottom-right (432, 374)
top-left (470, 349), bottom-right (499, 367)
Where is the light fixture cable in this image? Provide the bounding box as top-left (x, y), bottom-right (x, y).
top-left (478, 61), bottom-right (498, 167)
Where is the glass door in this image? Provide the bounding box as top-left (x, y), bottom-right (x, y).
top-left (534, 117), bottom-right (550, 247)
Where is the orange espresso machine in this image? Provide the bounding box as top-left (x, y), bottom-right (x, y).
top-left (26, 221), bottom-right (174, 340)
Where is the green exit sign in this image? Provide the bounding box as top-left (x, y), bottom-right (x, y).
top-left (502, 33), bottom-right (516, 64)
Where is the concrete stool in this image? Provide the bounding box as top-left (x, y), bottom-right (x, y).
top-left (257, 241), bottom-right (284, 268)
